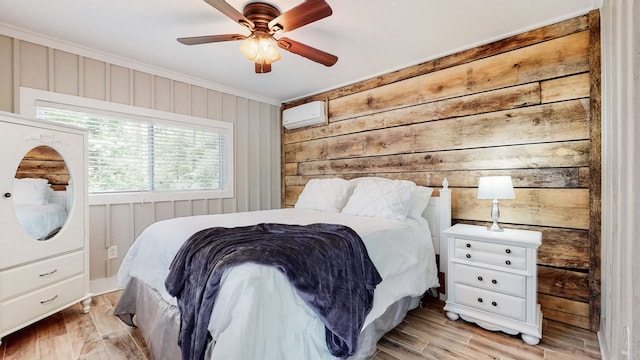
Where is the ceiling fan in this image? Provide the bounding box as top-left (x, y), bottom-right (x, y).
top-left (178, 0), bottom-right (338, 73)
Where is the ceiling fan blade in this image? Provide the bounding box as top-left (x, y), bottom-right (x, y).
top-left (204, 0), bottom-right (254, 29)
top-left (177, 34), bottom-right (246, 45)
top-left (268, 0), bottom-right (332, 32)
top-left (277, 37), bottom-right (337, 67)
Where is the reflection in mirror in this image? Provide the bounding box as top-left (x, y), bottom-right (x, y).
top-left (13, 146), bottom-right (72, 241)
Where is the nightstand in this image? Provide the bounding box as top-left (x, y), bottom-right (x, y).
top-left (443, 223), bottom-right (542, 345)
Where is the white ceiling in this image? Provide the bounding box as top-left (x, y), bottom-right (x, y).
top-left (0, 0), bottom-right (600, 104)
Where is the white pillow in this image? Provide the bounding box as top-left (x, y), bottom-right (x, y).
top-left (13, 178), bottom-right (51, 205)
top-left (341, 178), bottom-right (416, 220)
top-left (407, 186), bottom-right (434, 220)
top-left (294, 178), bottom-right (353, 212)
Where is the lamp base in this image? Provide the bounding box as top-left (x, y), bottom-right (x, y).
top-left (487, 199), bottom-right (504, 231)
top-left (487, 221), bottom-right (505, 232)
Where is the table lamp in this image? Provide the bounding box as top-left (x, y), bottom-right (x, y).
top-left (477, 176), bottom-right (515, 232)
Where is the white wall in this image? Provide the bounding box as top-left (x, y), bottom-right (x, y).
top-left (599, 0), bottom-right (639, 358)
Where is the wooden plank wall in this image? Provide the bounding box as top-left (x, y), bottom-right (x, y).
top-left (15, 146), bottom-right (69, 191)
top-left (282, 12), bottom-right (601, 331)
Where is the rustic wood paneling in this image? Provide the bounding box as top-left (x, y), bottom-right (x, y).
top-left (587, 10), bottom-right (602, 333)
top-left (285, 16), bottom-right (589, 108)
top-left (327, 31), bottom-right (589, 121)
top-left (282, 14), bottom-right (600, 330)
top-left (15, 145), bottom-right (69, 190)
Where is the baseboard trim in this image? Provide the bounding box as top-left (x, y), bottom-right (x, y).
top-left (90, 276), bottom-right (120, 296)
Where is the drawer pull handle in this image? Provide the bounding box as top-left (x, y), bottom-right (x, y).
top-left (39, 269), bottom-right (58, 277)
top-left (40, 295), bottom-right (59, 305)
top-left (477, 276), bottom-right (483, 281)
top-left (492, 301), bottom-right (497, 307)
top-left (492, 279), bottom-right (497, 284)
top-left (3, 192), bottom-right (11, 198)
top-left (477, 298), bottom-right (483, 303)
top-left (505, 248), bottom-right (511, 254)
top-left (505, 260), bottom-right (511, 265)
top-left (466, 243), bottom-right (471, 248)
top-left (466, 254), bottom-right (471, 259)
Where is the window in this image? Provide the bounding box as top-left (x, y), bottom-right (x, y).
top-left (35, 105), bottom-right (229, 194)
top-left (19, 88), bottom-right (233, 200)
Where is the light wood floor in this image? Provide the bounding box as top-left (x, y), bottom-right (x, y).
top-left (1, 291), bottom-right (601, 360)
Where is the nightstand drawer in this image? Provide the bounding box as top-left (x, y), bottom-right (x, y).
top-left (454, 237), bottom-right (527, 270)
top-left (454, 283), bottom-right (526, 321)
top-left (453, 263), bottom-right (526, 297)
top-left (0, 251), bottom-right (84, 301)
top-left (455, 238), bottom-right (527, 258)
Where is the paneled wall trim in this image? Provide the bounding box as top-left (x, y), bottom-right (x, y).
top-left (0, 29), bottom-right (282, 292)
top-left (283, 13), bottom-right (601, 331)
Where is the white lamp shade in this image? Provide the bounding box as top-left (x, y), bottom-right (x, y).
top-left (477, 176), bottom-right (515, 200)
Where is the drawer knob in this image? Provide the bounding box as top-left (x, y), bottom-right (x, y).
top-left (492, 301), bottom-right (497, 307)
top-left (466, 254), bottom-right (471, 259)
top-left (466, 243), bottom-right (471, 248)
top-left (477, 298), bottom-right (483, 303)
top-left (477, 276), bottom-right (483, 281)
top-left (3, 192), bottom-right (10, 198)
top-left (505, 260), bottom-right (511, 265)
top-left (492, 279), bottom-right (497, 284)
top-left (505, 248), bottom-right (511, 254)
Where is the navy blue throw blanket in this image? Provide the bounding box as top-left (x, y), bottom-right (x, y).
top-left (165, 222), bottom-right (382, 360)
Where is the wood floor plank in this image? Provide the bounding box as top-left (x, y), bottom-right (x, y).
top-left (382, 327), bottom-right (428, 353)
top-left (61, 303), bottom-right (103, 358)
top-left (1, 291), bottom-right (601, 360)
top-left (77, 346), bottom-right (110, 360)
top-left (102, 329), bottom-right (147, 360)
top-left (376, 337), bottom-right (436, 360)
top-left (2, 324), bottom-right (38, 360)
top-left (89, 300), bottom-right (127, 338)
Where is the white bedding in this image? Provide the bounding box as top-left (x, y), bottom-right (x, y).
top-left (14, 203), bottom-right (67, 240)
top-left (117, 208), bottom-right (439, 359)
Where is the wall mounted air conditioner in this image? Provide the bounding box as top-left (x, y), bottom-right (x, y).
top-left (282, 100), bottom-right (326, 129)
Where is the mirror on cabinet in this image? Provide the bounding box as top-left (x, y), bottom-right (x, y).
top-left (11, 145), bottom-right (72, 241)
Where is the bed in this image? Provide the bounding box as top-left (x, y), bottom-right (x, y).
top-left (12, 178), bottom-right (69, 240)
top-left (114, 177), bottom-right (451, 359)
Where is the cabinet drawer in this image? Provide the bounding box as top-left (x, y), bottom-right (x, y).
top-left (453, 263), bottom-right (526, 298)
top-left (455, 238), bottom-right (526, 257)
top-left (0, 251), bottom-right (84, 301)
top-left (453, 283), bottom-right (526, 321)
top-left (0, 274), bottom-right (85, 333)
top-left (454, 238), bottom-right (527, 270)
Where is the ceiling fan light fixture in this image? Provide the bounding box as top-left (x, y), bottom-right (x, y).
top-left (240, 33), bottom-right (281, 65)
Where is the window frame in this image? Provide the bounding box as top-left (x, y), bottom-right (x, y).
top-left (20, 87), bottom-right (235, 205)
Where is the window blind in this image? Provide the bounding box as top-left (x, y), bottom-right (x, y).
top-left (36, 106), bottom-right (228, 193)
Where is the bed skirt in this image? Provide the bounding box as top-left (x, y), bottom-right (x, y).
top-left (114, 277), bottom-right (420, 360)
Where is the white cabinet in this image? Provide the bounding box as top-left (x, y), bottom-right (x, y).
top-left (0, 112), bottom-right (90, 345)
top-left (443, 223), bottom-right (542, 345)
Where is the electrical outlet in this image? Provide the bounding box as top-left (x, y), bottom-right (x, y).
top-left (107, 245), bottom-right (118, 260)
